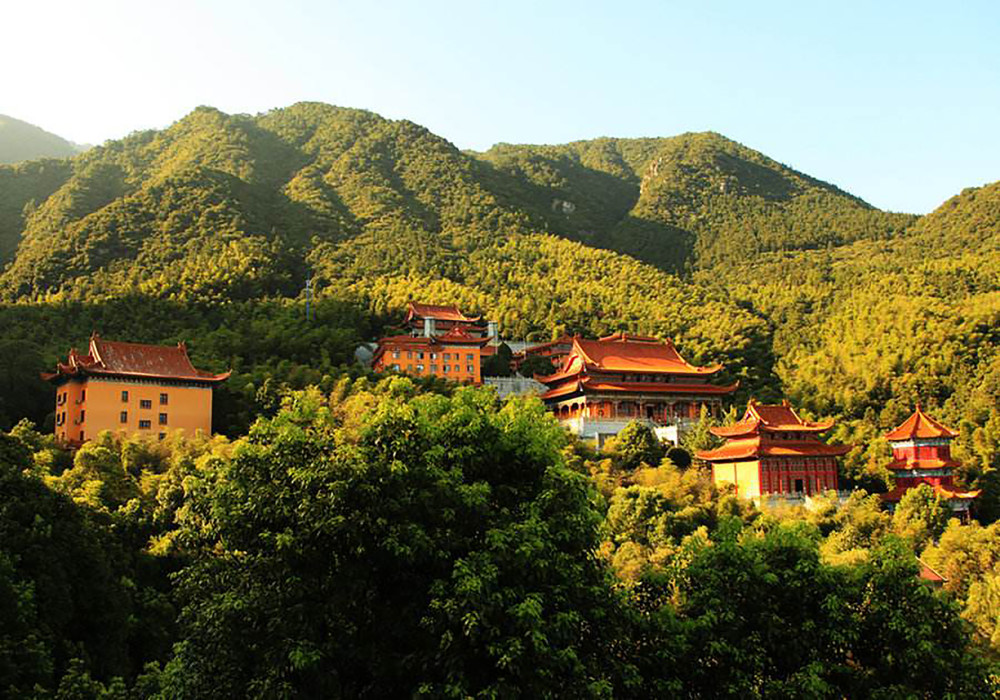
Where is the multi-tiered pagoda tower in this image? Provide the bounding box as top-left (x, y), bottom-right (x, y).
top-left (881, 405), bottom-right (979, 519)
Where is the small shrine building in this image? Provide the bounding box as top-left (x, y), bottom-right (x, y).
top-left (537, 332), bottom-right (737, 445)
top-left (697, 400), bottom-right (849, 501)
top-left (43, 334), bottom-right (229, 446)
top-left (880, 405), bottom-right (979, 519)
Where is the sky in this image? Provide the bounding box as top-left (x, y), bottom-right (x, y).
top-left (4, 0), bottom-right (999, 214)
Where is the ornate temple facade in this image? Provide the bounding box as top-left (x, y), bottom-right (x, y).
top-left (537, 333), bottom-right (737, 445)
top-left (697, 400), bottom-right (849, 501)
top-left (880, 405), bottom-right (979, 518)
top-left (44, 334), bottom-right (229, 446)
top-left (373, 302), bottom-right (497, 384)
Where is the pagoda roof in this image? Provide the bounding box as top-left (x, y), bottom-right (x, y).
top-left (885, 404), bottom-right (958, 441)
top-left (886, 456), bottom-right (962, 471)
top-left (405, 302), bottom-right (481, 323)
top-left (918, 559), bottom-right (947, 584)
top-left (571, 333), bottom-right (722, 375)
top-left (880, 483), bottom-right (980, 503)
top-left (377, 332), bottom-right (490, 348)
top-left (711, 399), bottom-right (834, 438)
top-left (696, 437), bottom-right (851, 462)
top-left (43, 334), bottom-right (230, 384)
top-left (540, 376), bottom-right (739, 401)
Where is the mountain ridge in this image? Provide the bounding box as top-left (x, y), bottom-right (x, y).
top-left (0, 114), bottom-right (88, 164)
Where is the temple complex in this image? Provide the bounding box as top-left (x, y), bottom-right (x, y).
top-left (43, 334), bottom-right (229, 446)
top-left (373, 302), bottom-right (496, 384)
top-left (880, 405), bottom-right (979, 519)
top-left (697, 400), bottom-right (849, 501)
top-left (536, 332), bottom-right (737, 445)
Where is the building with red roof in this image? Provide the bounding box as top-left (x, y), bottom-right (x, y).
top-left (373, 302), bottom-right (498, 384)
top-left (880, 405), bottom-right (978, 519)
top-left (696, 399), bottom-right (849, 501)
top-left (536, 332), bottom-right (737, 445)
top-left (43, 334), bottom-right (229, 445)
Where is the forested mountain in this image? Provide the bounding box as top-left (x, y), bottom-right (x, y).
top-left (0, 114), bottom-right (85, 164)
top-left (0, 101), bottom-right (998, 482)
top-left (3, 102), bottom-right (1000, 696)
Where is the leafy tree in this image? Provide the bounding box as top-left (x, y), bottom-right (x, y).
top-left (611, 420), bottom-right (665, 470)
top-left (162, 384), bottom-right (631, 697)
top-left (892, 484), bottom-right (952, 550)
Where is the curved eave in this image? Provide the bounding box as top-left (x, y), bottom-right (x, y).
top-left (584, 380), bottom-right (738, 395)
top-left (698, 442), bottom-right (851, 462)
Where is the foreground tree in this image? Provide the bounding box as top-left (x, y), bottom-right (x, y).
top-left (159, 383), bottom-right (630, 697)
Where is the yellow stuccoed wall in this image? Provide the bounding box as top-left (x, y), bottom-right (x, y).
top-left (55, 378), bottom-right (214, 443)
top-left (712, 460), bottom-right (762, 500)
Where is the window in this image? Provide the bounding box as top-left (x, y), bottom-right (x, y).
top-left (443, 353), bottom-right (451, 360)
top-left (121, 390), bottom-right (129, 402)
top-left (392, 350), bottom-right (400, 359)
top-left (159, 413), bottom-right (168, 425)
top-left (466, 354), bottom-right (474, 361)
top-left (454, 365), bottom-right (460, 372)
top-left (81, 389), bottom-right (86, 402)
top-left (80, 410), bottom-right (85, 422)
top-left (160, 392), bottom-right (168, 405)
top-left (418, 351), bottom-right (425, 360)
top-left (158, 433), bottom-right (166, 440)
top-left (140, 399), bottom-right (152, 409)
top-left (79, 431), bottom-right (84, 442)
top-left (120, 411), bottom-right (128, 424)
top-left (467, 365), bottom-right (474, 373)
top-left (430, 352), bottom-right (437, 360)
top-left (139, 420), bottom-right (151, 429)
top-left (443, 365), bottom-right (450, 373)
top-left (431, 365), bottom-right (438, 373)
top-left (407, 351), bottom-right (413, 359)
top-left (392, 364), bottom-right (401, 371)
top-left (416, 364), bottom-right (425, 372)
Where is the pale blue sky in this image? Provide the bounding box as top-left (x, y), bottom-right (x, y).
top-left (5, 0), bottom-right (998, 213)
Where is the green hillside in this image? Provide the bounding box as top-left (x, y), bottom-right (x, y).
top-left (478, 132), bottom-right (916, 270)
top-left (1, 101), bottom-right (999, 500)
top-left (0, 114), bottom-right (84, 164)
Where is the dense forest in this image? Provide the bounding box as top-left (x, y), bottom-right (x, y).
top-left (3, 382), bottom-right (998, 696)
top-left (2, 101), bottom-right (1000, 695)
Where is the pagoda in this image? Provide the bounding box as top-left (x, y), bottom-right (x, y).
top-left (536, 333), bottom-right (737, 445)
top-left (43, 334), bottom-right (229, 446)
top-left (880, 405), bottom-right (979, 519)
top-left (696, 400), bottom-right (849, 501)
top-left (373, 302), bottom-right (498, 384)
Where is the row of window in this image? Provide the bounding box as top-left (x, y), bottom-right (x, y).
top-left (761, 458), bottom-right (835, 470)
top-left (391, 364), bottom-right (475, 375)
top-left (120, 412), bottom-right (168, 426)
top-left (390, 349), bottom-right (476, 362)
top-left (121, 390), bottom-right (168, 405)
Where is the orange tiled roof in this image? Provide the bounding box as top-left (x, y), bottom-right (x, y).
top-left (45, 334), bottom-right (229, 383)
top-left (572, 333), bottom-right (722, 376)
top-left (880, 483), bottom-right (980, 502)
top-left (405, 302), bottom-right (481, 323)
top-left (711, 399), bottom-right (834, 438)
top-left (918, 559), bottom-right (947, 584)
top-left (886, 457), bottom-right (962, 471)
top-left (696, 437), bottom-right (851, 462)
top-left (885, 405), bottom-right (958, 441)
top-left (540, 376), bottom-right (739, 401)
